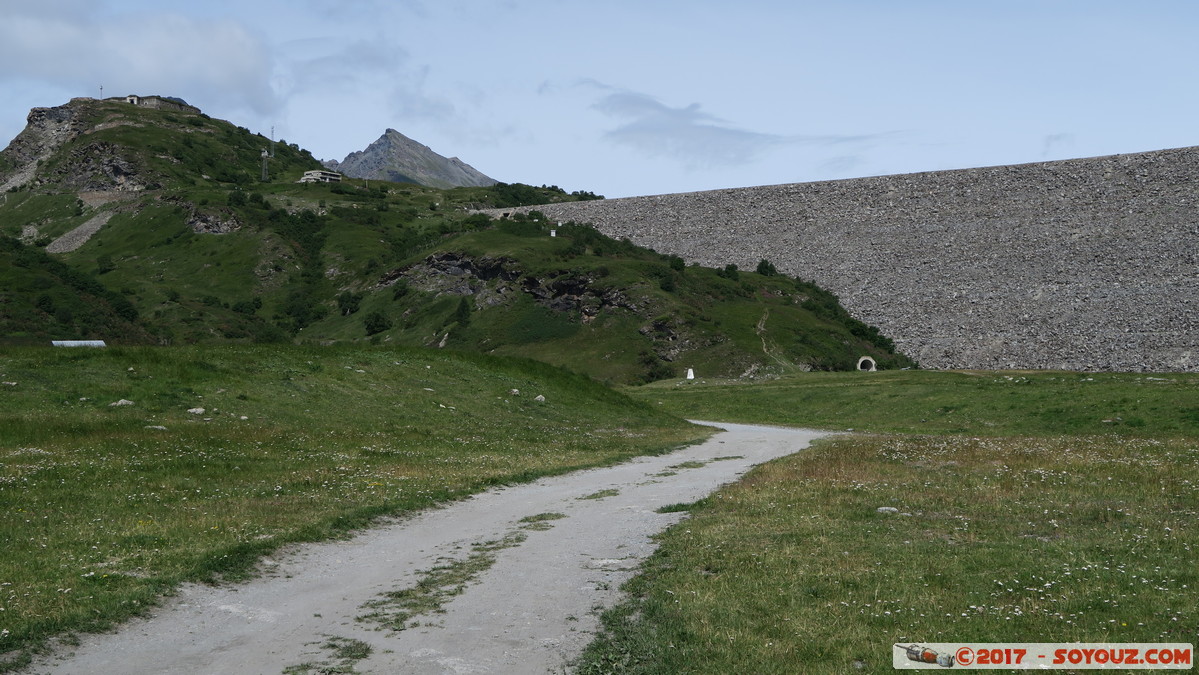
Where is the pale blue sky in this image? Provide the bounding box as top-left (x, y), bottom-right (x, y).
top-left (1, 0), bottom-right (1196, 197)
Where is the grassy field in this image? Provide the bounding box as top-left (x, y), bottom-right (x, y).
top-left (0, 345), bottom-right (708, 671)
top-left (628, 369), bottom-right (1199, 437)
top-left (576, 371), bottom-right (1199, 673)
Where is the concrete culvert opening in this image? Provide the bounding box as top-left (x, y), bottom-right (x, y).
top-left (856, 356), bottom-right (877, 372)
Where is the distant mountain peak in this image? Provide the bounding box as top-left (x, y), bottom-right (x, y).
top-left (324, 130), bottom-right (497, 189)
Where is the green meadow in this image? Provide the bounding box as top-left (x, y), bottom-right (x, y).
top-left (0, 345), bottom-right (707, 671)
top-left (3, 348), bottom-right (1197, 674)
top-left (575, 371), bottom-right (1199, 673)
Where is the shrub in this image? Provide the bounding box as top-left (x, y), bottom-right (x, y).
top-left (363, 310), bottom-right (392, 335)
top-left (452, 297), bottom-right (472, 328)
top-left (337, 291), bottom-right (364, 316)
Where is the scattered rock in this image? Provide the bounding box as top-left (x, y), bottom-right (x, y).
top-left (187, 407), bottom-right (206, 415)
top-left (110, 399), bottom-right (134, 407)
top-left (144, 425), bottom-right (167, 430)
top-left (509, 389), bottom-right (520, 396)
top-left (2, 382), bottom-right (17, 387)
top-left (186, 209), bottom-right (241, 234)
top-left (534, 394), bottom-right (546, 403)
top-left (876, 506), bottom-right (899, 514)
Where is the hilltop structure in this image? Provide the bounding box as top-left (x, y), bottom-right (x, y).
top-left (118, 95), bottom-right (200, 115)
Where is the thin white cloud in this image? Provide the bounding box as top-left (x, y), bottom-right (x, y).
top-left (386, 64), bottom-right (457, 123)
top-left (280, 39), bottom-right (410, 94)
top-left (1041, 132), bottom-right (1076, 158)
top-left (0, 7), bottom-right (277, 114)
top-left (584, 82), bottom-right (901, 173)
top-left (590, 89), bottom-right (784, 168)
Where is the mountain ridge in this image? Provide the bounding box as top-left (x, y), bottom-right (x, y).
top-left (324, 128), bottom-right (497, 189)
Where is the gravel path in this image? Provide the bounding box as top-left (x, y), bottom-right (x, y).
top-left (45, 211), bottom-right (115, 253)
top-left (28, 422), bottom-right (826, 675)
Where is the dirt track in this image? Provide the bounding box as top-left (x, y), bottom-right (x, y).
top-left (28, 422), bottom-right (826, 675)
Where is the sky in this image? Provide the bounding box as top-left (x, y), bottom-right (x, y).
top-left (1, 0), bottom-right (1197, 198)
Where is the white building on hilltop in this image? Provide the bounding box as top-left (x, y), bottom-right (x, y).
top-left (298, 170), bottom-right (342, 184)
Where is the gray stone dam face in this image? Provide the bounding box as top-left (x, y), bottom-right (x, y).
top-left (484, 147), bottom-right (1199, 371)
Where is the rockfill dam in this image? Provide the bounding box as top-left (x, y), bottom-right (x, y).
top-left (488, 147), bottom-right (1199, 371)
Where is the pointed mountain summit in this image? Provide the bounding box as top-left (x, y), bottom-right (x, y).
top-left (324, 129), bottom-right (498, 189)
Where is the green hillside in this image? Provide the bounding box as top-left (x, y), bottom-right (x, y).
top-left (0, 236), bottom-right (151, 344)
top-left (0, 98), bottom-right (914, 382)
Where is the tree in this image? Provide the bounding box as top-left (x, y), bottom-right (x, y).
top-left (756, 259), bottom-right (778, 276)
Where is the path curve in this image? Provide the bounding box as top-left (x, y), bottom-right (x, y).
top-left (28, 422), bottom-right (826, 675)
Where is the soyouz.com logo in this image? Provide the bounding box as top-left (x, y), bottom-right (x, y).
top-left (893, 643), bottom-right (1194, 669)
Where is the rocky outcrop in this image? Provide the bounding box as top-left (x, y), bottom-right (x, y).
top-left (484, 147), bottom-right (1199, 372)
top-left (1, 100), bottom-right (155, 193)
top-left (326, 129), bottom-right (497, 189)
top-left (0, 101), bottom-right (90, 192)
top-left (381, 252), bottom-right (641, 319)
top-left (185, 209), bottom-right (241, 234)
top-left (52, 141), bottom-right (149, 192)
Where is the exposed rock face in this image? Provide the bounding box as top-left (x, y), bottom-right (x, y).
top-left (55, 141), bottom-right (149, 192)
top-left (326, 129), bottom-right (497, 189)
top-left (0, 100), bottom-right (151, 193)
top-left (387, 252), bottom-right (636, 317)
top-left (484, 147), bottom-right (1199, 372)
top-left (0, 102), bottom-right (89, 192)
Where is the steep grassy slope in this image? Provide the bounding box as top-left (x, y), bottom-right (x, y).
top-left (0, 236), bottom-right (151, 344)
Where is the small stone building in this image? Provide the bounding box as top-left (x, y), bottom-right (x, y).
top-left (123, 95), bottom-right (201, 115)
